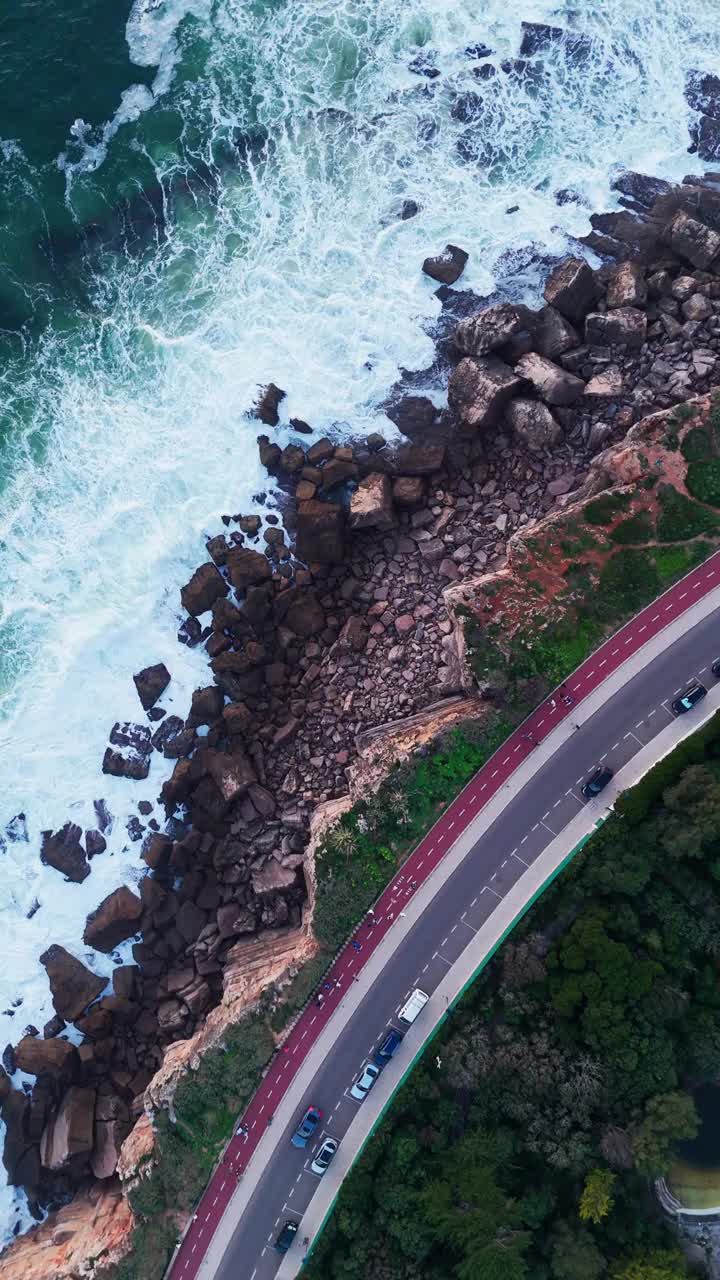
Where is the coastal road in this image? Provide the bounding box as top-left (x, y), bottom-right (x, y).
top-left (169, 551), bottom-right (720, 1280)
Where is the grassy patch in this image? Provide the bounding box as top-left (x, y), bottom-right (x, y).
top-left (681, 427), bottom-right (713, 462)
top-left (583, 491), bottom-right (632, 526)
top-left (656, 486), bottom-right (720, 541)
top-left (686, 458), bottom-right (720, 508)
top-left (592, 548), bottom-right (659, 621)
top-left (653, 541), bottom-right (713, 586)
top-left (609, 511), bottom-right (655, 545)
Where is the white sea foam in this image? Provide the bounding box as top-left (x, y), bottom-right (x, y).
top-left (1, 0), bottom-right (719, 1244)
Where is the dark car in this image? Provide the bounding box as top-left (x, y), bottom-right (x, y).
top-left (291, 1105), bottom-right (323, 1148)
top-left (712, 658), bottom-right (720, 678)
top-left (581, 765), bottom-right (613, 800)
top-left (671, 681), bottom-right (707, 714)
top-left (274, 1220), bottom-right (299, 1253)
top-left (374, 1028), bottom-right (403, 1068)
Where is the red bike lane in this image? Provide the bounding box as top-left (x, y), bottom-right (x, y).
top-left (170, 549), bottom-right (720, 1280)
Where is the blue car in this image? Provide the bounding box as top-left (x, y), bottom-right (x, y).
top-left (291, 1105), bottom-right (323, 1148)
top-left (374, 1028), bottom-right (403, 1068)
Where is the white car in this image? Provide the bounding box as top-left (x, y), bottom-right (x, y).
top-left (310, 1136), bottom-right (338, 1175)
top-left (350, 1062), bottom-right (380, 1101)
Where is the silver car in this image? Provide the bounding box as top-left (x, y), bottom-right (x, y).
top-left (310, 1136), bottom-right (338, 1176)
top-left (350, 1062), bottom-right (379, 1101)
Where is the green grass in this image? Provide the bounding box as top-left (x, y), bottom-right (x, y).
top-left (593, 548), bottom-right (659, 621)
top-left (656, 486), bottom-right (720, 542)
top-left (681, 427), bottom-right (714, 462)
top-left (609, 511), bottom-right (655, 545)
top-left (583, 491), bottom-right (632, 526)
top-left (686, 458), bottom-right (720, 508)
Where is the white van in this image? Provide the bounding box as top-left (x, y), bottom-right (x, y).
top-left (398, 988), bottom-right (429, 1025)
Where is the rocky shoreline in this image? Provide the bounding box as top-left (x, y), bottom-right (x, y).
top-left (4, 159), bottom-right (720, 1270)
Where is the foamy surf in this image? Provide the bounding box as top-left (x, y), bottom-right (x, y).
top-left (1, 0), bottom-right (719, 1243)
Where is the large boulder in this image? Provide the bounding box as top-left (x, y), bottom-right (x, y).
top-left (40, 824), bottom-right (90, 884)
top-left (390, 444), bottom-right (446, 475)
top-left (349, 473), bottom-right (394, 530)
top-left (422, 244), bottom-right (468, 284)
top-left (225, 547), bottom-right (272, 592)
top-left (514, 353), bottom-right (585, 406)
top-left (505, 399), bottom-right (562, 452)
top-left (448, 357), bottom-right (525, 429)
top-left (532, 305), bottom-right (579, 358)
top-left (296, 500), bottom-right (345, 563)
top-left (251, 862), bottom-right (297, 894)
top-left (254, 382), bottom-right (285, 426)
top-left (40, 1086), bottom-right (96, 1170)
top-left (392, 475), bottom-right (425, 506)
top-left (585, 307), bottom-right (647, 349)
top-left (102, 721), bottom-right (153, 782)
top-left (543, 256), bottom-right (597, 322)
top-left (384, 395), bottom-right (438, 440)
top-left (605, 261), bottom-right (647, 309)
top-left (662, 209), bottom-right (720, 270)
top-left (14, 1036), bottom-right (79, 1079)
top-left (132, 663), bottom-right (170, 711)
top-left (40, 946), bottom-right (106, 1023)
top-left (188, 685), bottom-right (224, 727)
top-left (454, 303), bottom-right (527, 356)
top-left (180, 562), bottom-right (228, 616)
top-left (83, 886), bottom-right (143, 953)
top-left (2, 1090), bottom-right (39, 1188)
top-left (91, 1115), bottom-right (129, 1180)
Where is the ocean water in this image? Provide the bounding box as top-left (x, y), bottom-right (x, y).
top-left (0, 0), bottom-right (719, 1243)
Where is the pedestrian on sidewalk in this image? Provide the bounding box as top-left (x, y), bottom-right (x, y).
top-left (334, 978), bottom-right (341, 988)
top-left (316, 993), bottom-right (324, 1007)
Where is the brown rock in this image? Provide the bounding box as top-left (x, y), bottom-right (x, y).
top-left (662, 209), bottom-right (720, 270)
top-left (454, 303), bottom-right (526, 356)
top-left (349, 472), bottom-right (394, 530)
top-left (251, 862), bottom-right (297, 894)
top-left (296, 500), bottom-right (345, 563)
top-left (584, 369), bottom-right (623, 398)
top-left (157, 999), bottom-right (185, 1033)
top-left (394, 614), bottom-right (416, 636)
top-left (142, 832), bottom-right (173, 871)
top-left (320, 457), bottom-right (359, 489)
top-left (606, 261), bottom-right (647, 309)
top-left (533, 305), bottom-right (579, 358)
top-left (683, 293), bottom-right (713, 321)
top-left (392, 475), bottom-right (425, 506)
top-left (132, 663), bottom-right (170, 711)
top-left (222, 702), bottom-right (253, 736)
top-left (422, 244), bottom-right (468, 284)
top-left (306, 437), bottom-right (335, 464)
top-left (216, 903), bottom-right (256, 939)
top-left (257, 435), bottom-right (282, 472)
top-left (40, 824), bottom-right (90, 884)
top-left (40, 1086), bottom-right (96, 1170)
top-left (283, 594), bottom-right (326, 637)
top-left (543, 256), bottom-right (597, 322)
top-left (391, 445), bottom-right (446, 475)
top-left (448, 356), bottom-right (525, 429)
top-left (505, 398), bottom-right (562, 452)
top-left (83, 887), bottom-right (143, 953)
top-left (40, 946), bottom-right (106, 1023)
top-left (514, 352), bottom-right (585, 406)
top-left (238, 514), bottom-right (262, 536)
top-left (279, 444), bottom-right (305, 473)
top-left (273, 718), bottom-right (300, 748)
top-left (180, 562), bottom-right (228, 616)
top-left (585, 307), bottom-right (647, 349)
top-left (188, 685), bottom-right (224, 727)
top-left (14, 1037), bottom-right (78, 1079)
top-left (385, 396), bottom-right (437, 440)
top-left (91, 1117), bottom-right (129, 1179)
top-left (85, 829), bottom-right (107, 858)
top-left (337, 616), bottom-right (368, 653)
top-left (255, 382), bottom-right (285, 426)
top-left (295, 480), bottom-right (317, 501)
top-left (225, 547), bottom-right (272, 592)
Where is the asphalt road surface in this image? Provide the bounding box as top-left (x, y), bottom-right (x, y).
top-left (207, 595), bottom-right (720, 1280)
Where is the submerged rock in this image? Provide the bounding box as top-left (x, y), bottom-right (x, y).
top-left (40, 824), bottom-right (90, 884)
top-left (422, 244), bottom-right (468, 285)
top-left (132, 663), bottom-right (170, 712)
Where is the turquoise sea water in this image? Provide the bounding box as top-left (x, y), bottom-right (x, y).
top-left (1, 0), bottom-right (720, 1244)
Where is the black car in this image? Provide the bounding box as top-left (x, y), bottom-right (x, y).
top-left (581, 765), bottom-right (613, 800)
top-left (274, 1220), bottom-right (299, 1253)
top-left (712, 658), bottom-right (720, 678)
top-left (671, 681), bottom-right (707, 715)
top-left (374, 1028), bottom-right (403, 1068)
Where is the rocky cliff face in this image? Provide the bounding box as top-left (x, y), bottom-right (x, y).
top-left (0, 1182), bottom-right (132, 1280)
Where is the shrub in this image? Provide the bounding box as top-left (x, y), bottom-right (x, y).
top-left (685, 458), bottom-right (720, 507)
top-left (584, 492), bottom-right (632, 526)
top-left (656, 487), bottom-right (720, 541)
top-left (680, 427), bottom-right (713, 462)
top-left (593, 549), bottom-right (658, 620)
top-left (615, 711), bottom-right (720, 824)
top-left (609, 512), bottom-right (654, 545)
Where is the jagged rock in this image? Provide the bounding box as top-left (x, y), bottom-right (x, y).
top-left (454, 303), bottom-right (527, 356)
top-left (91, 1117), bottom-right (129, 1180)
top-left (175, 901), bottom-right (207, 944)
top-left (611, 171), bottom-right (674, 210)
top-left (274, 718), bottom-right (300, 748)
top-left (85, 829), bottom-right (107, 858)
top-left (349, 472), bottom-right (394, 530)
top-left (585, 307), bottom-right (647, 349)
top-left (337, 616), bottom-right (368, 653)
top-left (584, 369), bottom-right (624, 398)
top-left (225, 547), bottom-right (272, 592)
top-left (662, 210), bottom-right (720, 270)
top-left (505, 399), bottom-right (562, 452)
top-left (142, 832), bottom-right (173, 872)
top-left (320, 456), bottom-right (359, 488)
top-left (180, 562), bottom-right (228, 616)
top-left (519, 20), bottom-right (593, 60)
top-left (306, 438), bottom-right (335, 465)
top-left (279, 444), bottom-right (305, 473)
top-left (222, 703), bottom-right (253, 736)
top-left (296, 500), bottom-right (345, 563)
top-left (216, 904), bottom-right (256, 939)
top-left (14, 1037), bottom-right (78, 1079)
top-left (40, 946), bottom-right (106, 1023)
top-left (385, 396), bottom-right (437, 440)
top-left (83, 887), bottom-right (143, 953)
top-left (112, 967), bottom-right (139, 1001)
top-left (40, 824), bottom-right (90, 884)
top-left (683, 293), bottom-right (713, 321)
top-left (40, 1086), bottom-right (96, 1170)
top-left (391, 444), bottom-right (446, 475)
top-left (448, 357), bottom-right (525, 429)
top-left (514, 353), bottom-right (585, 406)
top-left (422, 244), bottom-right (468, 284)
top-left (196, 747), bottom-right (256, 808)
top-left (533, 305), bottom-right (579, 358)
top-left (606, 261), bottom-right (647, 309)
top-left (157, 1000), bottom-right (185, 1033)
top-left (188, 686), bottom-right (224, 727)
top-left (248, 783), bottom-right (276, 816)
top-left (392, 475), bottom-right (425, 506)
top-left (257, 435), bottom-right (282, 472)
top-left (2, 1090), bottom-right (39, 1188)
top-left (255, 382), bottom-right (285, 426)
top-left (132, 663), bottom-right (171, 712)
top-left (251, 862), bottom-right (298, 895)
top-left (543, 256), bottom-right (597, 322)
